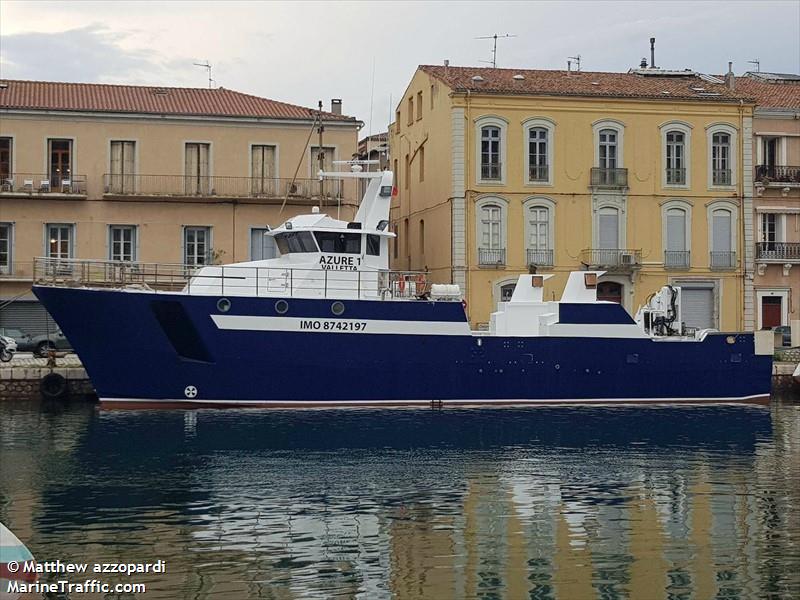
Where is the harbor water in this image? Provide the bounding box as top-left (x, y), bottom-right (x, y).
top-left (1, 399), bottom-right (799, 599)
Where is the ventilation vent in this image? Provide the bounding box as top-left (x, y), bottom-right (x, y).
top-left (152, 87), bottom-right (169, 95)
top-left (471, 75), bottom-right (485, 82)
top-left (513, 74), bottom-right (525, 80)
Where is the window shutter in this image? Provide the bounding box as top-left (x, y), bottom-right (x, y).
top-left (667, 211), bottom-right (685, 251)
top-left (598, 210), bottom-right (618, 249)
top-left (713, 212), bottom-right (731, 252)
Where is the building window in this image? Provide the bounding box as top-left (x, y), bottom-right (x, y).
top-left (404, 154), bottom-right (410, 189)
top-left (524, 198), bottom-right (555, 267)
top-left (185, 143), bottom-right (210, 195)
top-left (109, 225), bottom-right (137, 262)
top-left (476, 197), bottom-right (507, 265)
top-left (407, 97), bottom-right (413, 125)
top-left (251, 145), bottom-right (276, 195)
top-left (184, 226), bottom-right (211, 266)
top-left (109, 141), bottom-right (135, 194)
top-left (416, 91), bottom-right (422, 120)
top-left (250, 228), bottom-right (277, 260)
top-left (712, 133), bottom-right (731, 185)
top-left (665, 132), bottom-right (685, 185)
top-left (528, 128), bottom-right (548, 182)
top-left (0, 223), bottom-right (11, 274)
top-left (310, 145), bottom-right (334, 175)
top-left (500, 283), bottom-right (516, 301)
top-left (430, 84), bottom-right (435, 110)
top-left (48, 139), bottom-right (72, 188)
top-left (709, 205), bottom-right (736, 269)
top-left (0, 138), bottom-right (11, 182)
top-left (46, 223), bottom-right (74, 260)
top-left (598, 129), bottom-right (618, 169)
top-left (419, 146), bottom-right (425, 182)
top-left (395, 110), bottom-right (401, 133)
top-left (393, 158), bottom-right (399, 187)
top-left (481, 126), bottom-right (501, 180)
top-left (419, 219), bottom-right (425, 258)
top-left (598, 207), bottom-right (620, 250)
top-left (664, 207), bottom-right (689, 268)
top-left (392, 222), bottom-right (398, 259)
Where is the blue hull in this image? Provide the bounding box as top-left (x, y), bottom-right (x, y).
top-left (33, 286), bottom-right (773, 406)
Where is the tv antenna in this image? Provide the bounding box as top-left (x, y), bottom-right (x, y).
top-left (747, 58), bottom-right (760, 72)
top-left (193, 60), bottom-right (214, 88)
top-left (568, 54), bottom-right (581, 72)
top-left (475, 33), bottom-right (516, 68)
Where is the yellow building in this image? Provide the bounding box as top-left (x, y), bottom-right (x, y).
top-left (389, 65), bottom-right (756, 330)
top-left (0, 80), bottom-right (360, 334)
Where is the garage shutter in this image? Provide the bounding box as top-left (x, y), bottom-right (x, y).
top-left (681, 288), bottom-right (714, 329)
top-left (0, 301), bottom-right (57, 336)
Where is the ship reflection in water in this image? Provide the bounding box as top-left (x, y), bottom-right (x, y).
top-left (1, 400), bottom-right (799, 599)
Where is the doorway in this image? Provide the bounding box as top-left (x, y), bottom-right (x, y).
top-left (761, 296), bottom-right (782, 329)
top-left (597, 281), bottom-right (622, 304)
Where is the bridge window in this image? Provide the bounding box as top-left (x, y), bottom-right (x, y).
top-left (366, 234), bottom-right (381, 256)
top-left (315, 231), bottom-right (361, 254)
top-left (275, 231), bottom-right (317, 254)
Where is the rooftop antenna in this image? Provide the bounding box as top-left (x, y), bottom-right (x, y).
top-left (568, 54), bottom-right (581, 72)
top-left (475, 33), bottom-right (516, 68)
top-left (747, 59), bottom-right (760, 72)
top-left (193, 60), bottom-right (214, 88)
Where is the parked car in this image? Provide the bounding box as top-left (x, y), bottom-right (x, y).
top-left (774, 325), bottom-right (792, 348)
top-left (0, 327), bottom-right (35, 352)
top-left (29, 329), bottom-right (73, 357)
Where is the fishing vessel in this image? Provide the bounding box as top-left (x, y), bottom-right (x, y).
top-left (32, 166), bottom-right (773, 407)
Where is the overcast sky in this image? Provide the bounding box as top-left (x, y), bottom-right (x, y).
top-left (1, 1), bottom-right (799, 137)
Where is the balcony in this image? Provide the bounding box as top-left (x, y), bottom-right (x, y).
top-left (480, 163), bottom-right (502, 181)
top-left (710, 251), bottom-right (736, 270)
top-left (664, 250), bottom-right (690, 269)
top-left (666, 168), bottom-right (686, 185)
top-left (580, 248), bottom-right (641, 271)
top-left (590, 167), bottom-right (627, 188)
top-left (528, 165), bottom-right (549, 183)
top-left (478, 248), bottom-right (506, 267)
top-left (101, 174), bottom-right (343, 200)
top-left (756, 242), bottom-right (800, 263)
top-left (0, 173), bottom-right (87, 197)
top-left (755, 165), bottom-right (800, 185)
top-left (712, 169), bottom-right (732, 186)
top-left (526, 248), bottom-right (554, 267)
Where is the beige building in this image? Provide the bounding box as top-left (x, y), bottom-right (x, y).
top-left (736, 73), bottom-right (800, 336)
top-left (0, 80), bottom-right (361, 333)
top-left (389, 64), bottom-right (755, 329)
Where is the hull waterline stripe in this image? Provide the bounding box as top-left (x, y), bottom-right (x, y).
top-left (99, 394), bottom-right (771, 408)
top-left (211, 315), bottom-right (471, 335)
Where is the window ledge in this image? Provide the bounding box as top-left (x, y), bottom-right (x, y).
top-left (525, 181), bottom-right (553, 188)
top-left (476, 180), bottom-right (506, 187)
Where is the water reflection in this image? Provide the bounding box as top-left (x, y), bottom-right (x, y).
top-left (1, 401), bottom-right (798, 599)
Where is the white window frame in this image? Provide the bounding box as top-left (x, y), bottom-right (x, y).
top-left (661, 199), bottom-right (692, 268)
top-left (108, 225), bottom-right (138, 262)
top-left (659, 121), bottom-right (692, 189)
top-left (182, 225), bottom-right (213, 267)
top-left (592, 201), bottom-right (626, 249)
top-left (44, 223), bottom-right (76, 259)
top-left (592, 119), bottom-right (625, 168)
top-left (707, 200), bottom-right (738, 268)
top-left (523, 196), bottom-right (556, 266)
top-left (474, 195), bottom-right (508, 262)
top-left (706, 123), bottom-right (737, 190)
top-left (248, 226), bottom-right (277, 261)
top-left (522, 117), bottom-right (555, 186)
top-left (759, 212), bottom-right (785, 243)
top-left (0, 222), bottom-right (13, 275)
top-left (475, 115), bottom-right (508, 185)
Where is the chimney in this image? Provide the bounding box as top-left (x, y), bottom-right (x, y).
top-left (330, 98), bottom-right (342, 115)
top-left (725, 62), bottom-right (735, 91)
top-left (650, 37), bottom-right (656, 69)
top-left (444, 59), bottom-right (449, 67)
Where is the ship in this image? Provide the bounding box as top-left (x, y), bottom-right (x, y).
top-left (32, 165), bottom-right (773, 407)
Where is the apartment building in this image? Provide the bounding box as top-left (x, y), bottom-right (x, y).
top-left (737, 72), bottom-right (800, 333)
top-left (389, 64), bottom-right (755, 329)
top-left (0, 80), bottom-right (361, 332)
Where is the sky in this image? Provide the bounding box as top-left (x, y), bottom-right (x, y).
top-left (1, 0), bottom-right (799, 138)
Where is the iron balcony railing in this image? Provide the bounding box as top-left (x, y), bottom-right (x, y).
top-left (580, 248), bottom-right (642, 270)
top-left (710, 251), bottom-right (736, 269)
top-left (526, 248), bottom-right (553, 267)
top-left (32, 257), bottom-right (432, 300)
top-left (0, 173), bottom-right (87, 194)
top-left (528, 165), bottom-right (549, 182)
top-left (756, 242), bottom-right (800, 262)
top-left (480, 163), bottom-right (502, 181)
top-left (664, 250), bottom-right (690, 269)
top-left (666, 168), bottom-right (686, 185)
top-left (712, 169), bottom-right (732, 186)
top-left (590, 167), bottom-right (628, 188)
top-left (478, 248), bottom-right (506, 266)
top-left (101, 174), bottom-right (343, 199)
top-left (755, 165), bottom-right (800, 184)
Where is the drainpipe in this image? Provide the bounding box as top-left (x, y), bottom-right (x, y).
top-left (738, 98), bottom-right (746, 331)
top-left (465, 88), bottom-right (473, 316)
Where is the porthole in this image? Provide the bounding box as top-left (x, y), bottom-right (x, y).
top-left (331, 301), bottom-right (345, 316)
top-left (275, 299), bottom-right (289, 314)
top-left (217, 298), bottom-right (231, 313)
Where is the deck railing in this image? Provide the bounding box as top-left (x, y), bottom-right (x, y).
top-left (580, 248), bottom-right (642, 270)
top-left (755, 242), bottom-right (800, 262)
top-left (526, 249), bottom-right (554, 267)
top-left (664, 250), bottom-right (690, 269)
top-left (710, 251), bottom-right (736, 269)
top-left (755, 165), bottom-right (800, 184)
top-left (0, 173), bottom-right (87, 194)
top-left (101, 174), bottom-right (343, 199)
top-left (32, 257), bottom-right (431, 300)
top-left (478, 248), bottom-right (506, 266)
top-left (590, 168), bottom-right (628, 188)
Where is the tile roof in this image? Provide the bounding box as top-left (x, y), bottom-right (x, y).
top-left (0, 79), bottom-right (357, 122)
top-left (734, 76), bottom-right (800, 109)
top-left (420, 65), bottom-right (753, 103)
